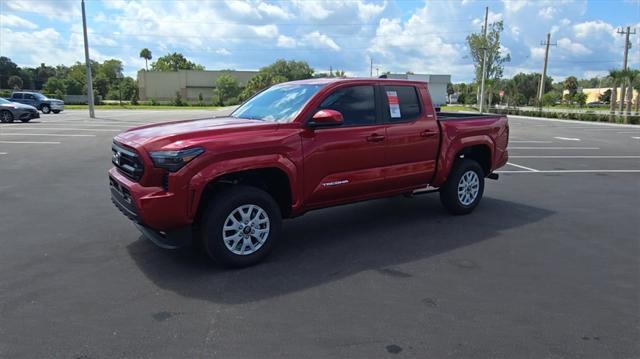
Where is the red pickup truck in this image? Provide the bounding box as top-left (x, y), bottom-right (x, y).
top-left (110, 78), bottom-right (508, 267)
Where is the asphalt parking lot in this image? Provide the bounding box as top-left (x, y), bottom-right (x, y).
top-left (0, 109), bottom-right (638, 358)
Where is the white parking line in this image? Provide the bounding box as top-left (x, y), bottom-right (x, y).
top-left (509, 140), bottom-right (553, 143)
top-left (497, 170), bottom-right (640, 174)
top-left (0, 141), bottom-right (60, 144)
top-left (510, 156), bottom-right (640, 158)
top-left (632, 136), bottom-right (640, 139)
top-left (507, 162), bottom-right (539, 172)
top-left (0, 133), bottom-right (96, 137)
top-left (554, 137), bottom-right (581, 141)
top-left (0, 152), bottom-right (7, 155)
top-left (0, 127), bottom-right (119, 132)
top-left (508, 147), bottom-right (600, 150)
top-left (617, 132), bottom-right (640, 134)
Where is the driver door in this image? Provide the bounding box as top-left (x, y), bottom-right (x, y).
top-left (301, 85), bottom-right (388, 208)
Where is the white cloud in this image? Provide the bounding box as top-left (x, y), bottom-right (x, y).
top-left (538, 7), bottom-right (556, 19)
top-left (251, 24), bottom-right (279, 38)
top-left (216, 48), bottom-right (231, 56)
top-left (502, 0), bottom-right (530, 13)
top-left (557, 37), bottom-right (592, 56)
top-left (277, 35), bottom-right (297, 48)
top-left (356, 1), bottom-right (387, 21)
top-left (4, 0), bottom-right (79, 22)
top-left (257, 2), bottom-right (292, 20)
top-left (292, 0), bottom-right (332, 20)
top-left (304, 31), bottom-right (340, 51)
top-left (0, 14), bottom-right (38, 29)
top-left (573, 20), bottom-right (615, 38)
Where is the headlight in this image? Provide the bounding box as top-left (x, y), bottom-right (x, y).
top-left (149, 147), bottom-right (204, 172)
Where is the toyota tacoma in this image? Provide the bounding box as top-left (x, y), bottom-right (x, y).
top-left (110, 78), bottom-right (509, 267)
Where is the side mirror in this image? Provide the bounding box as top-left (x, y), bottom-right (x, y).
top-left (308, 109), bottom-right (343, 128)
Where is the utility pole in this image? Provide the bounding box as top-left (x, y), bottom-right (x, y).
top-left (617, 26), bottom-right (635, 114)
top-left (537, 32), bottom-right (556, 107)
top-left (81, 0), bottom-right (95, 118)
top-left (370, 58), bottom-right (373, 77)
top-left (478, 6), bottom-right (488, 113)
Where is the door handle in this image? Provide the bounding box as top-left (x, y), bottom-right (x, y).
top-left (420, 130), bottom-right (437, 137)
top-left (366, 133), bottom-right (385, 142)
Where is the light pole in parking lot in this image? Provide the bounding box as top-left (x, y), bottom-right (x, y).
top-left (81, 0), bottom-right (95, 118)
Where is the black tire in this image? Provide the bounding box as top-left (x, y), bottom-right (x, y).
top-left (52, 110), bottom-right (61, 114)
top-left (41, 104), bottom-right (51, 114)
top-left (201, 185), bottom-right (281, 267)
top-left (439, 159), bottom-right (485, 215)
top-left (0, 110), bottom-right (14, 123)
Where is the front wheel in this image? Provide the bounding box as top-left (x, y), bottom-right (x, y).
top-left (41, 105), bottom-right (51, 114)
top-left (0, 110), bottom-right (14, 123)
top-left (439, 159), bottom-right (485, 215)
top-left (201, 185), bottom-right (281, 267)
top-left (52, 110), bottom-right (61, 114)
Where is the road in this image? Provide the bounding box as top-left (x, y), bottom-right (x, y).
top-left (1, 109), bottom-right (638, 358)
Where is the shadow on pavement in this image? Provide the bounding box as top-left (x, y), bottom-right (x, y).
top-left (127, 196), bottom-right (552, 304)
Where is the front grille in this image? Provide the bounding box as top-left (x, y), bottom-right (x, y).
top-left (112, 142), bottom-right (144, 181)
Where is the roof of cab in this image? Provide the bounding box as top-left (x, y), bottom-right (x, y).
top-left (283, 77), bottom-right (428, 86)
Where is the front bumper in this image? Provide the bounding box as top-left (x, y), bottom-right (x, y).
top-left (50, 102), bottom-right (64, 111)
top-left (14, 109), bottom-right (39, 120)
top-left (109, 168), bottom-right (193, 249)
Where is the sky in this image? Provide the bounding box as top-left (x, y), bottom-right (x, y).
top-left (1, 0), bottom-right (639, 83)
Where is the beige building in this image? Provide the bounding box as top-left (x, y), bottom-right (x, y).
top-left (137, 70), bottom-right (258, 103)
top-left (564, 87), bottom-right (639, 103)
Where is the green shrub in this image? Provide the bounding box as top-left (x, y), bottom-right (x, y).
top-left (150, 97), bottom-right (158, 106)
top-left (173, 91), bottom-right (185, 106)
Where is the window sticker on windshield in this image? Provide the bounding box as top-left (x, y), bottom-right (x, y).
top-left (386, 91), bottom-right (401, 118)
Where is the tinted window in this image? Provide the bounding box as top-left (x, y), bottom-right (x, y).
top-left (383, 86), bottom-right (421, 122)
top-left (319, 86), bottom-right (376, 126)
top-left (24, 94), bottom-right (36, 100)
top-left (11, 93), bottom-right (23, 99)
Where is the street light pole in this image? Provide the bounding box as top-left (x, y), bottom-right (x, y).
top-left (81, 0), bottom-right (95, 118)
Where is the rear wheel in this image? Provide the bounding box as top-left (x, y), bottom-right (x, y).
top-left (439, 159), bottom-right (485, 215)
top-left (52, 110), bottom-right (61, 114)
top-left (41, 104), bottom-right (51, 114)
top-left (201, 185), bottom-right (281, 267)
top-left (0, 110), bottom-right (13, 123)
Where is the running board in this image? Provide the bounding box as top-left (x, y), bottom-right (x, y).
top-left (406, 186), bottom-right (439, 197)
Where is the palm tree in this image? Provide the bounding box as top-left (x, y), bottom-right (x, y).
top-left (139, 48), bottom-right (152, 71)
top-left (608, 69), bottom-right (623, 121)
top-left (618, 68), bottom-right (634, 115)
top-left (624, 69), bottom-right (638, 116)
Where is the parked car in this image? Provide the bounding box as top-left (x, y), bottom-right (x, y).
top-left (587, 101), bottom-right (605, 108)
top-left (0, 97), bottom-right (40, 123)
top-left (10, 91), bottom-right (64, 114)
top-left (109, 78), bottom-right (509, 267)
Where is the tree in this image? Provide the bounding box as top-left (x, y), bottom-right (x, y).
top-left (447, 82), bottom-right (454, 103)
top-left (466, 20), bottom-right (511, 107)
top-left (563, 76), bottom-right (578, 98)
top-left (598, 89), bottom-right (611, 103)
top-left (0, 57), bottom-right (20, 89)
top-left (573, 92), bottom-right (587, 107)
top-left (608, 69), bottom-right (624, 118)
top-left (542, 91), bottom-right (561, 106)
top-left (43, 77), bottom-right (66, 95)
top-left (151, 52), bottom-right (204, 71)
top-left (214, 74), bottom-right (240, 105)
top-left (240, 59), bottom-right (314, 99)
top-left (139, 48), bottom-right (152, 71)
top-left (8, 75), bottom-right (23, 90)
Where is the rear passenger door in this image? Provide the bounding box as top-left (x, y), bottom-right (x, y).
top-left (381, 84), bottom-right (440, 188)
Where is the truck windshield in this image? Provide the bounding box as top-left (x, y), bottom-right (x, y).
top-left (231, 84), bottom-right (324, 123)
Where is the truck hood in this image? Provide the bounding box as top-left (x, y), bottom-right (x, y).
top-left (115, 116), bottom-right (279, 149)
